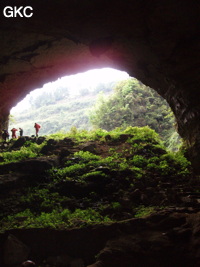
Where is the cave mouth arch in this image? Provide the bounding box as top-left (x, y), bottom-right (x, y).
top-left (1, 1), bottom-right (200, 171)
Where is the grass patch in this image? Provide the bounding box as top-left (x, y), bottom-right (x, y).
top-left (1, 208), bottom-right (112, 231)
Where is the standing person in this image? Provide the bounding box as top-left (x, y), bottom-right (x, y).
top-left (2, 129), bottom-right (9, 141)
top-left (11, 128), bottom-right (18, 139)
top-left (34, 123), bottom-right (41, 137)
top-left (19, 128), bottom-right (23, 137)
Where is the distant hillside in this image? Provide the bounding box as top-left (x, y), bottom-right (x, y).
top-left (9, 81), bottom-right (115, 136)
top-left (9, 77), bottom-right (181, 150)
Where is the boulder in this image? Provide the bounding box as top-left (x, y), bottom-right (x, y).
top-left (70, 258), bottom-right (84, 267)
top-left (0, 157), bottom-right (58, 192)
top-left (118, 134), bottom-right (132, 142)
top-left (63, 138), bottom-right (75, 146)
top-left (9, 137), bottom-right (27, 149)
top-left (36, 136), bottom-right (46, 145)
top-left (59, 148), bottom-right (72, 164)
top-left (0, 157), bottom-right (58, 176)
top-left (104, 135), bottom-right (112, 142)
top-left (3, 234), bottom-right (30, 265)
top-left (40, 139), bottom-right (58, 155)
top-left (81, 143), bottom-right (97, 154)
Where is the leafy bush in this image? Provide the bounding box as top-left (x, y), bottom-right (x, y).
top-left (0, 147), bottom-right (38, 164)
top-left (1, 208), bottom-right (112, 231)
top-left (81, 171), bottom-right (109, 180)
top-left (20, 188), bottom-right (69, 212)
top-left (49, 163), bottom-right (88, 182)
top-left (46, 131), bottom-right (67, 140)
top-left (146, 152), bottom-right (191, 177)
top-left (111, 202), bottom-right (122, 209)
top-left (24, 141), bottom-right (46, 153)
top-left (134, 206), bottom-right (157, 218)
top-left (131, 155), bottom-right (147, 168)
top-left (90, 78), bottom-right (177, 147)
top-left (0, 140), bottom-right (46, 164)
top-left (125, 126), bottom-right (162, 145)
top-left (74, 151), bottom-right (101, 162)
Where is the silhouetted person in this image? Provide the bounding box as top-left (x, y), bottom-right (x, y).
top-left (34, 123), bottom-right (41, 137)
top-left (11, 128), bottom-right (18, 139)
top-left (19, 127), bottom-right (23, 137)
top-left (2, 129), bottom-right (9, 141)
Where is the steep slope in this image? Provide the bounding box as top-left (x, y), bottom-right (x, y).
top-left (0, 127), bottom-right (199, 266)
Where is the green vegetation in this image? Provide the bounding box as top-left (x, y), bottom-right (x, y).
top-left (90, 78), bottom-right (180, 149)
top-left (0, 141), bottom-right (45, 164)
top-left (20, 188), bottom-right (69, 212)
top-left (134, 206), bottom-right (161, 218)
top-left (55, 126), bottom-right (190, 180)
top-left (9, 81), bottom-right (115, 136)
top-left (47, 127), bottom-right (120, 144)
top-left (9, 77), bottom-right (181, 150)
top-left (0, 126), bottom-right (191, 233)
top-left (2, 208), bottom-right (112, 231)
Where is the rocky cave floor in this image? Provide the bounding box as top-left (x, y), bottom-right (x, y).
top-left (0, 135), bottom-right (200, 267)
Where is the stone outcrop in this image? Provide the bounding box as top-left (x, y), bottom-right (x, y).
top-left (0, 135), bottom-right (200, 266)
top-left (0, 0), bottom-right (200, 170)
top-left (3, 234), bottom-right (30, 266)
top-left (1, 209), bottom-right (200, 266)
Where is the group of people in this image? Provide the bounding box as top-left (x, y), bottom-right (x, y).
top-left (1, 123), bottom-right (41, 141)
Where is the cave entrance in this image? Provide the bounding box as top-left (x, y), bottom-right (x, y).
top-left (9, 68), bottom-right (128, 135)
top-left (9, 67), bottom-right (180, 150)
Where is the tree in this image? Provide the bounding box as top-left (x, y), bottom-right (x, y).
top-left (90, 78), bottom-right (177, 143)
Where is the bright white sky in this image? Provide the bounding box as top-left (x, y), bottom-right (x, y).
top-left (11, 68), bottom-right (129, 113)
